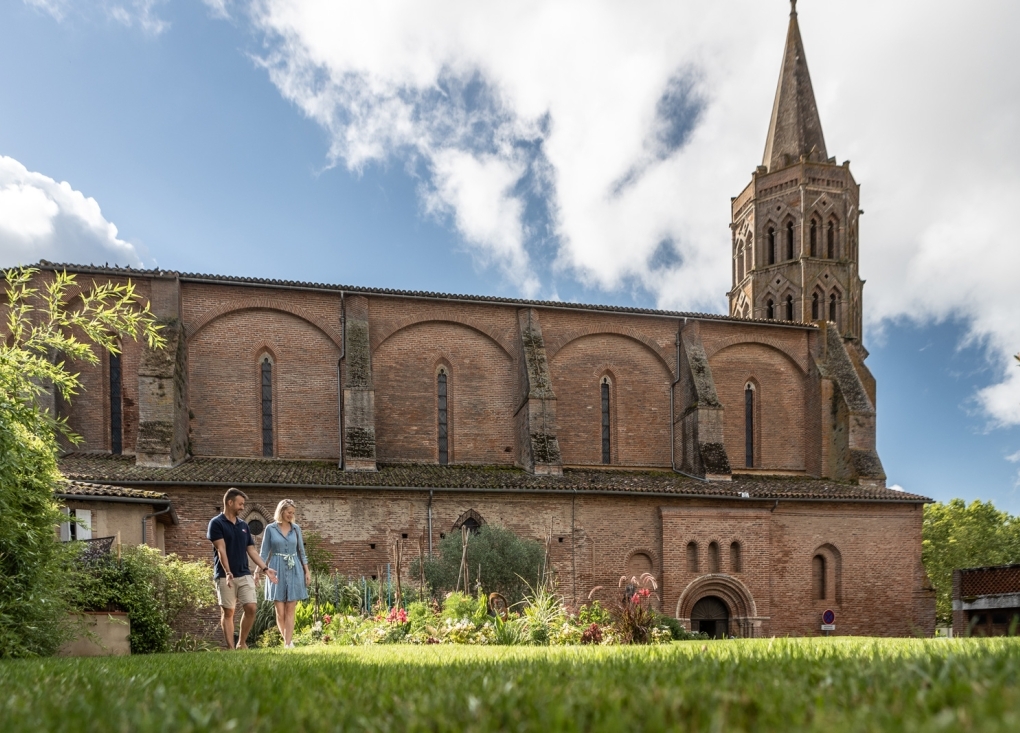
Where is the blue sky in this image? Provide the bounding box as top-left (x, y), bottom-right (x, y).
top-left (2, 0), bottom-right (1019, 512)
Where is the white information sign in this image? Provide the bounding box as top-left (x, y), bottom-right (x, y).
top-left (821, 624), bottom-right (836, 631)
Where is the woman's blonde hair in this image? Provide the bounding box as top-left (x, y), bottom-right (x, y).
top-left (274, 499), bottom-right (297, 523)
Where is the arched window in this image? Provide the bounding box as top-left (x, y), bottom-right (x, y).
top-left (785, 295), bottom-right (794, 321)
top-left (730, 542), bottom-right (742, 573)
top-left (686, 542), bottom-right (699, 573)
top-left (829, 293), bottom-right (838, 323)
top-left (744, 383), bottom-right (754, 468)
top-left (812, 555), bottom-right (827, 600)
top-left (827, 221), bottom-right (836, 259)
top-left (110, 350), bottom-right (122, 455)
top-left (600, 376), bottom-right (611, 465)
top-left (810, 220), bottom-right (818, 257)
top-left (767, 228), bottom-right (776, 265)
top-left (785, 221), bottom-right (794, 260)
top-left (737, 246), bottom-right (745, 281)
top-left (811, 292), bottom-right (820, 320)
top-left (745, 234), bottom-right (753, 272)
top-left (708, 542), bottom-right (720, 573)
top-left (260, 356), bottom-right (273, 457)
top-left (766, 299), bottom-right (774, 320)
top-left (437, 369), bottom-right (449, 465)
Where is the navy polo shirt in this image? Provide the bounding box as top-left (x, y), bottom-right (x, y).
top-left (207, 513), bottom-right (254, 580)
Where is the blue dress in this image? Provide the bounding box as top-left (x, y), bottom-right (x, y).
top-left (259, 522), bottom-right (310, 602)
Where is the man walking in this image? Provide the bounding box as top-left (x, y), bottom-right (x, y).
top-left (208, 488), bottom-right (277, 649)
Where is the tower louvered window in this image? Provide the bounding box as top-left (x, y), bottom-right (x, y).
top-left (766, 299), bottom-right (774, 320)
top-left (744, 384), bottom-right (754, 468)
top-left (767, 228), bottom-right (776, 265)
top-left (785, 295), bottom-right (794, 321)
top-left (785, 221), bottom-right (794, 260)
top-left (261, 357), bottom-right (273, 457)
top-left (829, 293), bottom-right (837, 323)
top-left (110, 351), bottom-right (122, 455)
top-left (811, 292), bottom-right (819, 320)
top-left (438, 370), bottom-right (448, 465)
top-left (810, 220), bottom-right (818, 257)
top-left (601, 377), bottom-right (611, 465)
top-left (827, 222), bottom-right (836, 259)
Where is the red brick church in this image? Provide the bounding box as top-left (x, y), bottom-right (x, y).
top-left (48, 3), bottom-right (935, 637)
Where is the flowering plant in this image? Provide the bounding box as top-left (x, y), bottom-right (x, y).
top-left (387, 607), bottom-right (408, 624)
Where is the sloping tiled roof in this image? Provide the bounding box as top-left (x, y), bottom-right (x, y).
top-left (58, 480), bottom-right (170, 502)
top-left (58, 454), bottom-right (929, 503)
top-left (34, 261), bottom-right (815, 329)
top-left (958, 565), bottom-right (1020, 598)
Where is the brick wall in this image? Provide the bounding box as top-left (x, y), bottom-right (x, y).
top-left (162, 485), bottom-right (932, 638)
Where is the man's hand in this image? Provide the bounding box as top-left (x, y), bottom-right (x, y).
top-left (225, 572), bottom-right (234, 588)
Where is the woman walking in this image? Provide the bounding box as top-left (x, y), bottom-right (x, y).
top-left (258, 499), bottom-right (311, 648)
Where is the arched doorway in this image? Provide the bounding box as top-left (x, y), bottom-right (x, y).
top-left (691, 596), bottom-right (729, 638)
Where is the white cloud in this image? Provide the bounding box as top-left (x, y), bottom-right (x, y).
top-left (888, 485), bottom-right (905, 493)
top-left (226, 1), bottom-right (1020, 427)
top-left (0, 156), bottom-right (143, 268)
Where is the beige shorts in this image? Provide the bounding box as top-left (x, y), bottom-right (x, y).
top-left (215, 574), bottom-right (257, 608)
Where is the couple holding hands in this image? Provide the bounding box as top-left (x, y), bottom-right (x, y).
top-left (207, 489), bottom-right (311, 649)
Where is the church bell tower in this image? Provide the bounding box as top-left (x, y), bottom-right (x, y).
top-left (729, 0), bottom-right (864, 343)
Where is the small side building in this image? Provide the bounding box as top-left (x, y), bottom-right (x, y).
top-left (56, 481), bottom-right (178, 554)
top-left (952, 564), bottom-right (1020, 637)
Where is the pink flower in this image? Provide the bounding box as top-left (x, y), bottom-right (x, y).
top-left (323, 614), bottom-right (332, 625)
top-left (631, 593), bottom-right (641, 604)
top-left (639, 588), bottom-right (651, 598)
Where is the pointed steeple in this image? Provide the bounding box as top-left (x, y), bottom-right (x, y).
top-left (762, 0), bottom-right (827, 171)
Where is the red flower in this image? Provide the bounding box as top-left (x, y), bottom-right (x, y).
top-left (639, 588), bottom-right (651, 598)
top-left (631, 593), bottom-right (641, 604)
top-left (323, 614), bottom-right (333, 625)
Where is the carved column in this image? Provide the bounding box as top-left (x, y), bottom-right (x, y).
top-left (342, 295), bottom-right (377, 471)
top-left (136, 276), bottom-right (188, 467)
top-left (514, 309), bottom-right (563, 475)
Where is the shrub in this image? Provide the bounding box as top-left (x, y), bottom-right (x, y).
top-left (69, 546), bottom-right (214, 654)
top-left (412, 525), bottom-right (545, 604)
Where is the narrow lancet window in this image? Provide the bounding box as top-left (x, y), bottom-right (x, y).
top-left (829, 293), bottom-right (838, 323)
top-left (767, 228), bottom-right (776, 265)
top-left (827, 222), bottom-right (836, 259)
top-left (438, 369), bottom-right (449, 465)
top-left (261, 357), bottom-right (273, 457)
top-left (687, 542), bottom-right (699, 573)
top-left (785, 295), bottom-right (794, 321)
top-left (766, 299), bottom-right (774, 320)
top-left (730, 542), bottom-right (742, 573)
top-left (785, 221), bottom-right (794, 260)
top-left (600, 377), bottom-right (611, 465)
top-left (744, 384), bottom-right (754, 468)
top-left (708, 542), bottom-right (720, 573)
top-left (110, 351), bottom-right (122, 455)
top-left (810, 220), bottom-right (818, 257)
top-left (811, 292), bottom-right (820, 320)
top-left (813, 555), bottom-right (827, 600)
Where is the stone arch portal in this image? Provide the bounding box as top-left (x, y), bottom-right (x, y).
top-left (676, 574), bottom-right (761, 638)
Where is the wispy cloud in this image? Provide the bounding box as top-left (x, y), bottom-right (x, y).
top-left (0, 156), bottom-right (144, 268)
top-left (24, 0), bottom-right (170, 35)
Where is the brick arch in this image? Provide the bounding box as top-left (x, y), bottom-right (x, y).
top-left (545, 328), bottom-right (673, 372)
top-left (704, 334), bottom-right (808, 374)
top-left (676, 573), bottom-right (758, 637)
top-left (188, 298), bottom-right (342, 348)
top-left (373, 317), bottom-right (515, 358)
top-left (452, 508), bottom-right (485, 531)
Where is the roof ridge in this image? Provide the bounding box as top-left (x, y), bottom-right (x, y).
top-left (32, 261), bottom-right (817, 330)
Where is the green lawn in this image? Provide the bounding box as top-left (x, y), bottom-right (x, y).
top-left (1, 639), bottom-right (1018, 732)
